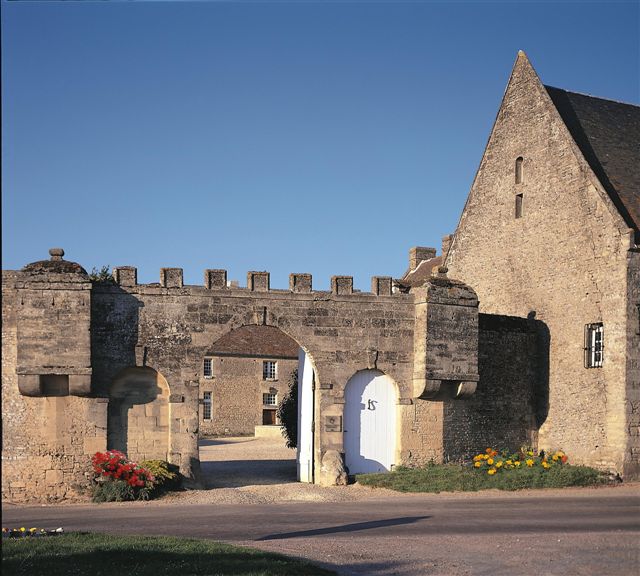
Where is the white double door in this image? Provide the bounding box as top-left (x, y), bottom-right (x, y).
top-left (344, 370), bottom-right (397, 474)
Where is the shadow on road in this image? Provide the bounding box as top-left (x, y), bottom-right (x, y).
top-left (257, 516), bottom-right (431, 540)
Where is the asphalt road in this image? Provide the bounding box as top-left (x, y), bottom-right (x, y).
top-left (3, 485), bottom-right (639, 576)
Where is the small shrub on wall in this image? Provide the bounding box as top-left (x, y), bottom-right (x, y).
top-left (141, 460), bottom-right (181, 495)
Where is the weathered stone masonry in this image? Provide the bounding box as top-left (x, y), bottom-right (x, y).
top-left (2, 248), bottom-right (540, 501)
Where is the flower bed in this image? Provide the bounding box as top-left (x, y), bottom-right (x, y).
top-left (91, 450), bottom-right (154, 502)
top-left (2, 527), bottom-right (64, 539)
top-left (473, 447), bottom-right (568, 475)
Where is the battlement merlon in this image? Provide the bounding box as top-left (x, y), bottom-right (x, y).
top-left (109, 266), bottom-right (399, 297)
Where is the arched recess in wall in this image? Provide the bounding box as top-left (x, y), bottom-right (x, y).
top-left (344, 369), bottom-right (398, 475)
top-left (107, 367), bottom-right (170, 462)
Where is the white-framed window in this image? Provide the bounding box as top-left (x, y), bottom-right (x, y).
top-left (263, 392), bottom-right (278, 406)
top-left (263, 361), bottom-right (277, 380)
top-left (203, 358), bottom-right (213, 379)
top-left (584, 323), bottom-right (604, 368)
top-left (203, 391), bottom-right (212, 420)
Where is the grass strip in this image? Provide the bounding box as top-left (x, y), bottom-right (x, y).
top-left (2, 532), bottom-right (336, 576)
top-left (356, 464), bottom-right (606, 493)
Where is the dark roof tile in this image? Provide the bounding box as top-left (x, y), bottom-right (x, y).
top-left (210, 325), bottom-right (299, 358)
top-left (545, 86), bottom-right (640, 241)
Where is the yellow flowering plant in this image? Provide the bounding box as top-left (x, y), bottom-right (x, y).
top-left (471, 447), bottom-right (569, 475)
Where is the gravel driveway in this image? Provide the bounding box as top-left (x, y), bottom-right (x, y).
top-left (158, 436), bottom-right (403, 505)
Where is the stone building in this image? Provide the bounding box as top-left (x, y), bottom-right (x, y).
top-left (2, 52), bottom-right (638, 502)
top-left (445, 52), bottom-right (640, 478)
top-left (199, 325), bottom-right (299, 436)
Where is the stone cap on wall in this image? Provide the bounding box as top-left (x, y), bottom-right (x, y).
top-left (22, 248), bottom-right (89, 278)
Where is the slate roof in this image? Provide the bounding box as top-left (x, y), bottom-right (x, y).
top-left (545, 86), bottom-right (640, 242)
top-left (397, 256), bottom-right (442, 288)
top-left (209, 325), bottom-right (300, 359)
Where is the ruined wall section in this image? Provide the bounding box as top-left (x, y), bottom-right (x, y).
top-left (446, 53), bottom-right (634, 474)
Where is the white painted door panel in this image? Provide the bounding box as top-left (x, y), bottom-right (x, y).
top-left (297, 349), bottom-right (314, 482)
top-left (344, 370), bottom-right (397, 474)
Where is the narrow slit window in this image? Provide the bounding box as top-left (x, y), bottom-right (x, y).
top-left (515, 156), bottom-right (524, 184)
top-left (584, 323), bottom-right (604, 368)
top-left (203, 391), bottom-right (212, 420)
top-left (515, 194), bottom-right (523, 219)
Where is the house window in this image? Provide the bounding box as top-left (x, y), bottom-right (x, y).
top-left (203, 391), bottom-right (212, 420)
top-left (203, 358), bottom-right (213, 378)
top-left (584, 323), bottom-right (604, 368)
top-left (515, 156), bottom-right (524, 184)
top-left (515, 194), bottom-right (523, 219)
top-left (263, 361), bottom-right (277, 380)
top-left (263, 392), bottom-right (278, 406)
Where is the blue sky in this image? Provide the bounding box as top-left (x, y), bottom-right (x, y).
top-left (3, 0), bottom-right (639, 289)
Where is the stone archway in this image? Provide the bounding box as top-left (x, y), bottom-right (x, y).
top-left (107, 367), bottom-right (170, 462)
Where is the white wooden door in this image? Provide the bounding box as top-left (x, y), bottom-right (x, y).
top-left (344, 370), bottom-right (397, 474)
top-left (297, 349), bottom-right (315, 482)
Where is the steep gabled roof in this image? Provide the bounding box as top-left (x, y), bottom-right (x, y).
top-left (545, 86), bottom-right (640, 241)
top-left (209, 325), bottom-right (299, 359)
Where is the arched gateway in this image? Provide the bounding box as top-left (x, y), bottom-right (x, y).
top-left (4, 250), bottom-right (483, 499)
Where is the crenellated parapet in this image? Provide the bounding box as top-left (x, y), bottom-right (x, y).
top-left (111, 266), bottom-right (398, 298)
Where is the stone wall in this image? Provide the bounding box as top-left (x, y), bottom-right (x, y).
top-left (625, 250), bottom-right (640, 476)
top-left (199, 356), bottom-right (297, 436)
top-left (446, 52), bottom-right (635, 475)
top-left (2, 272), bottom-right (107, 503)
top-left (443, 314), bottom-right (539, 461)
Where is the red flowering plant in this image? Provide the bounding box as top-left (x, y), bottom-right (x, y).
top-left (91, 450), bottom-right (154, 502)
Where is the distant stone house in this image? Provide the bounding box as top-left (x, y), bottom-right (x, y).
top-left (199, 325), bottom-right (299, 436)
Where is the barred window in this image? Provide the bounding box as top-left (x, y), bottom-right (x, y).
top-left (263, 393), bottom-right (278, 406)
top-left (203, 358), bottom-right (213, 378)
top-left (584, 323), bottom-right (604, 368)
top-left (263, 361), bottom-right (277, 380)
top-left (203, 391), bottom-right (212, 420)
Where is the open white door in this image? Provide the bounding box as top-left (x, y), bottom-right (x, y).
top-left (297, 349), bottom-right (314, 482)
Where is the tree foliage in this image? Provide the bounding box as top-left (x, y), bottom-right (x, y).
top-left (277, 369), bottom-right (298, 449)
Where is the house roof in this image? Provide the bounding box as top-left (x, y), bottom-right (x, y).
top-left (545, 86), bottom-right (640, 241)
top-left (209, 325), bottom-right (300, 359)
top-left (397, 256), bottom-right (442, 288)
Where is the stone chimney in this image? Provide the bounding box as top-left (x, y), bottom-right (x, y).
top-left (441, 235), bottom-right (453, 260)
top-left (409, 246), bottom-right (437, 271)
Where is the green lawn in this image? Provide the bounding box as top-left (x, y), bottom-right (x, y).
top-left (356, 463), bottom-right (606, 493)
top-left (2, 532), bottom-right (336, 576)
